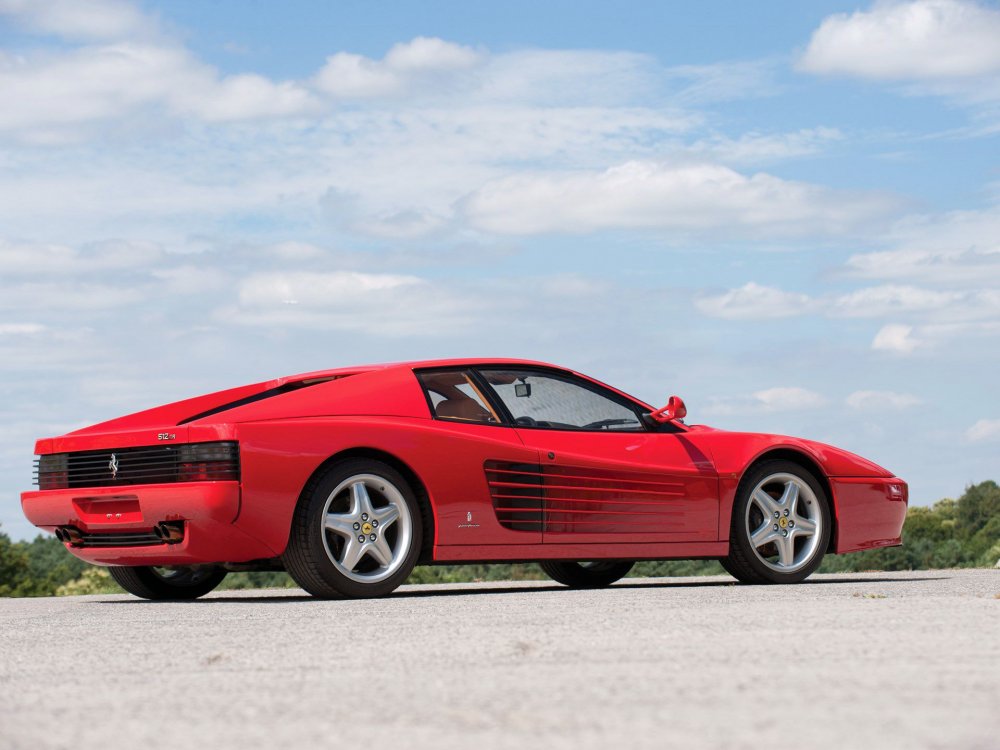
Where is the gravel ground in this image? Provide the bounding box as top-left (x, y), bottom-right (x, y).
top-left (0, 569), bottom-right (997, 750)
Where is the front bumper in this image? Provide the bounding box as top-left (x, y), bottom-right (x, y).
top-left (830, 476), bottom-right (908, 553)
top-left (20, 482), bottom-right (277, 566)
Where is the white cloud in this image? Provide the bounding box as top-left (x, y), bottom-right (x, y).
top-left (0, 0), bottom-right (152, 41)
top-left (695, 279), bottom-right (1000, 348)
top-left (705, 387), bottom-right (827, 416)
top-left (0, 323), bottom-right (46, 335)
top-left (966, 418), bottom-right (1000, 442)
top-left (151, 266), bottom-right (229, 295)
top-left (832, 284), bottom-right (962, 317)
top-left (845, 204), bottom-right (1000, 286)
top-left (539, 275), bottom-right (607, 298)
top-left (665, 60), bottom-right (781, 105)
top-left (846, 390), bottom-right (922, 410)
top-left (0, 281), bottom-right (145, 311)
top-left (0, 239), bottom-right (162, 275)
top-left (221, 271), bottom-right (469, 336)
top-left (0, 104), bottom-right (695, 243)
top-left (462, 160), bottom-right (894, 236)
top-left (0, 43), bottom-right (186, 134)
top-left (845, 245), bottom-right (1000, 284)
top-left (349, 209), bottom-right (450, 240)
top-left (238, 271), bottom-right (424, 307)
top-left (260, 242), bottom-right (329, 261)
top-left (696, 282), bottom-right (811, 320)
top-left (694, 203), bottom-right (995, 355)
top-left (217, 268), bottom-right (628, 338)
top-left (800, 0), bottom-right (1000, 80)
top-left (314, 37), bottom-right (483, 99)
top-left (833, 205), bottom-right (1000, 347)
top-left (688, 127), bottom-right (843, 165)
top-left (0, 40), bottom-right (319, 139)
top-left (872, 323), bottom-right (921, 353)
top-left (0, 10), bottom-right (853, 248)
top-left (383, 36), bottom-right (481, 72)
top-left (479, 49), bottom-right (668, 106)
top-left (189, 74), bottom-right (318, 122)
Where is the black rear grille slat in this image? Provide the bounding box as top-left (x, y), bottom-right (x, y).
top-left (77, 531), bottom-right (163, 547)
top-left (62, 455), bottom-right (185, 462)
top-left (34, 442), bottom-right (239, 490)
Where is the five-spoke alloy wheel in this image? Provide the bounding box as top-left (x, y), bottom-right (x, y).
top-left (721, 460), bottom-right (831, 584)
top-left (284, 459), bottom-right (422, 598)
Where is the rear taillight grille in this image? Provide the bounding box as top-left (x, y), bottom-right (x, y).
top-left (34, 441), bottom-right (239, 490)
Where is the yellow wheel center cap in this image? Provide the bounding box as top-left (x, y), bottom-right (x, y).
top-left (361, 522), bottom-right (373, 535)
top-left (779, 517), bottom-right (788, 529)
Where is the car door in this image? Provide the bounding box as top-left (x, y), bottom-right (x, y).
top-left (414, 368), bottom-right (543, 546)
top-left (475, 367), bottom-right (719, 544)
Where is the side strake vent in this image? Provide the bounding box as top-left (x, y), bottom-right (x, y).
top-left (485, 460), bottom-right (687, 534)
top-left (34, 441), bottom-right (239, 490)
top-left (484, 461), bottom-right (544, 532)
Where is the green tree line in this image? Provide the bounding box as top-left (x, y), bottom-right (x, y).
top-left (2, 480), bottom-right (998, 597)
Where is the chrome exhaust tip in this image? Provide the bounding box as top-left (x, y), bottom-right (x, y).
top-left (154, 522), bottom-right (184, 544)
top-left (61, 527), bottom-right (84, 547)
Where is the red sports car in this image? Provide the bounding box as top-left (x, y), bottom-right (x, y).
top-left (22, 359), bottom-right (907, 599)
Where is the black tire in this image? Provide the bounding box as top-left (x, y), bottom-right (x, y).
top-left (723, 460), bottom-right (831, 584)
top-left (283, 459), bottom-right (422, 598)
top-left (108, 565), bottom-right (227, 600)
top-left (539, 560), bottom-right (634, 588)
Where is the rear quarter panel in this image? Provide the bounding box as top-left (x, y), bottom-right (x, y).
top-left (234, 416), bottom-right (541, 555)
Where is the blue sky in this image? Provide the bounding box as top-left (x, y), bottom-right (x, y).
top-left (1, 0), bottom-right (998, 539)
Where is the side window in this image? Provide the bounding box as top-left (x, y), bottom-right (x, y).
top-left (479, 369), bottom-right (644, 431)
top-left (416, 370), bottom-right (501, 424)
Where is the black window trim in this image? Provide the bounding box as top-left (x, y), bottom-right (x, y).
top-left (414, 364), bottom-right (683, 434)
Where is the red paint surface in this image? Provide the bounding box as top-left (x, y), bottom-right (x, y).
top-left (830, 477), bottom-right (908, 553)
top-left (21, 358), bottom-right (907, 568)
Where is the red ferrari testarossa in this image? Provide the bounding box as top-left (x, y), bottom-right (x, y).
top-left (22, 359), bottom-right (907, 599)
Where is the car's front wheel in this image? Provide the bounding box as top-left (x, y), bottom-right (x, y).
top-left (283, 459), bottom-right (422, 598)
top-left (540, 560), bottom-right (634, 588)
top-left (108, 565), bottom-right (227, 600)
top-left (722, 460), bottom-right (831, 584)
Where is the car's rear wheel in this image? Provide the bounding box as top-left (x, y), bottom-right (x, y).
top-left (722, 460), bottom-right (831, 584)
top-left (283, 459), bottom-right (422, 598)
top-left (108, 565), bottom-right (227, 600)
top-left (540, 560), bottom-right (634, 588)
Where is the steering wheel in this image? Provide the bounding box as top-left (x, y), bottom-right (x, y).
top-left (514, 416), bottom-right (538, 427)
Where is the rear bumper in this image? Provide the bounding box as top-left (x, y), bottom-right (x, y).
top-left (830, 476), bottom-right (908, 554)
top-left (20, 482), bottom-right (277, 565)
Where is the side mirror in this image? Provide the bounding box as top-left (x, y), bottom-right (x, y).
top-left (643, 395), bottom-right (687, 426)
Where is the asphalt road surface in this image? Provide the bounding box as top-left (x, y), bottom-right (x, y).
top-left (1, 569), bottom-right (997, 750)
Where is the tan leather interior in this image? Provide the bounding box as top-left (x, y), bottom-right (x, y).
top-left (435, 398), bottom-right (492, 422)
top-left (419, 370), bottom-right (500, 423)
